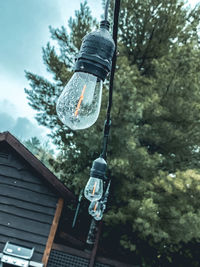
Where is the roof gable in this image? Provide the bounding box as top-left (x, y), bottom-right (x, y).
top-left (0, 131), bottom-right (75, 202)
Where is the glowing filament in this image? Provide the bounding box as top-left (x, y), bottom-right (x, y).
top-left (94, 202), bottom-right (98, 212)
top-left (92, 182), bottom-right (97, 196)
top-left (75, 84), bottom-right (86, 116)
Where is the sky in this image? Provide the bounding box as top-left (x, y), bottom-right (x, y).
top-left (0, 0), bottom-right (199, 144)
top-left (0, 0), bottom-right (102, 142)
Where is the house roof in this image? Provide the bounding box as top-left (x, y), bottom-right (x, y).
top-left (0, 131), bottom-right (75, 202)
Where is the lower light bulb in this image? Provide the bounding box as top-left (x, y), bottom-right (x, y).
top-left (84, 157), bottom-right (107, 202)
top-left (88, 200), bottom-right (105, 221)
top-left (56, 72), bottom-right (102, 130)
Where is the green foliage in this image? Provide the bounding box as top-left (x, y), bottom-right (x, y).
top-left (23, 137), bottom-right (55, 172)
top-left (25, 0), bottom-right (200, 265)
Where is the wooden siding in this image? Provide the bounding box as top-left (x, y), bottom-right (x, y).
top-left (0, 143), bottom-right (59, 262)
top-left (0, 132), bottom-right (75, 202)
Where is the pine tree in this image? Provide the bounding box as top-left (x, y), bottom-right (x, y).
top-left (25, 0), bottom-right (200, 265)
top-left (23, 137), bottom-right (55, 171)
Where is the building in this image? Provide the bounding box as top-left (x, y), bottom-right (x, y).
top-left (0, 132), bottom-right (136, 267)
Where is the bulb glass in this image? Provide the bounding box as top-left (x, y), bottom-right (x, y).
top-left (88, 200), bottom-right (105, 221)
top-left (84, 177), bottom-right (103, 202)
top-left (56, 72), bottom-right (102, 130)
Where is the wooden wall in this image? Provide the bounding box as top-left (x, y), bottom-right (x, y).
top-left (0, 142), bottom-right (59, 262)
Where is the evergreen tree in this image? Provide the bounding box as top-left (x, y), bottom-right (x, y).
top-left (23, 137), bottom-right (55, 171)
top-left (25, 0), bottom-right (200, 265)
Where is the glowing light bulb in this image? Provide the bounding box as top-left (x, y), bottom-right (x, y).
top-left (56, 72), bottom-right (102, 130)
top-left (84, 177), bottom-right (104, 202)
top-left (56, 20), bottom-right (115, 130)
top-left (88, 200), bottom-right (105, 221)
top-left (84, 157), bottom-right (107, 202)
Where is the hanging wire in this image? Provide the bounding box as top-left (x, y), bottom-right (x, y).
top-left (87, 1), bottom-right (121, 259)
top-left (101, 0), bottom-right (121, 160)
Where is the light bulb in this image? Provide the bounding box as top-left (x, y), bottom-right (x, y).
top-left (84, 157), bottom-right (107, 201)
top-left (88, 200), bottom-right (105, 221)
top-left (56, 72), bottom-right (103, 130)
top-left (84, 177), bottom-right (104, 202)
top-left (56, 20), bottom-right (115, 130)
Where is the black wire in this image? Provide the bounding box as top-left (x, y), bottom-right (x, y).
top-left (101, 0), bottom-right (121, 160)
top-left (106, 0), bottom-right (120, 122)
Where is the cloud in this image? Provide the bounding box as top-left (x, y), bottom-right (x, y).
top-left (0, 113), bottom-right (15, 130)
top-left (0, 99), bottom-right (19, 118)
top-left (0, 112), bottom-right (44, 141)
top-left (0, 97), bottom-right (36, 124)
top-left (13, 117), bottom-right (43, 140)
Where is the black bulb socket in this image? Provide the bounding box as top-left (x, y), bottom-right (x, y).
top-left (90, 157), bottom-right (107, 179)
top-left (75, 20), bottom-right (115, 81)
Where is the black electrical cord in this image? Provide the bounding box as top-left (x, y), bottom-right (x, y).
top-left (107, 0), bottom-right (120, 122)
top-left (101, 0), bottom-right (121, 160)
top-left (86, 0), bottom-right (121, 253)
top-left (72, 0), bottom-right (121, 230)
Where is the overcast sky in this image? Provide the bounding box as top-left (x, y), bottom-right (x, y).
top-left (0, 0), bottom-right (102, 142)
top-left (0, 0), bottom-right (199, 142)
